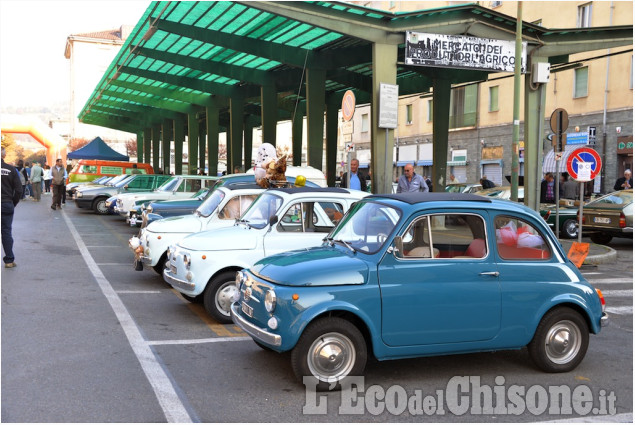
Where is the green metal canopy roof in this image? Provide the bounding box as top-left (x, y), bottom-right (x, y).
top-left (79, 1), bottom-right (632, 133)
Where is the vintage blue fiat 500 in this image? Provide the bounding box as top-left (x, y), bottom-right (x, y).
top-left (231, 193), bottom-right (608, 390)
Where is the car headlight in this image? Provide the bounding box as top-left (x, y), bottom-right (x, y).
top-left (183, 254), bottom-right (191, 269)
top-left (76, 192), bottom-right (83, 198)
top-left (264, 290), bottom-right (276, 313)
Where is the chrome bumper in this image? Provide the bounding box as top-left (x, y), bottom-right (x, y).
top-left (601, 312), bottom-right (610, 327)
top-left (230, 303), bottom-right (281, 347)
top-left (141, 255), bottom-right (153, 265)
top-left (163, 269), bottom-right (195, 291)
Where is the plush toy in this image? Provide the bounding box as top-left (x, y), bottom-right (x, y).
top-left (254, 143), bottom-right (278, 187)
top-left (258, 154), bottom-right (288, 188)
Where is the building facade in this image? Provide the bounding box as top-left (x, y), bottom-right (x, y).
top-left (344, 1), bottom-right (633, 193)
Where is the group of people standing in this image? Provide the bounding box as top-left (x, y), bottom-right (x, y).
top-left (14, 160), bottom-right (55, 202)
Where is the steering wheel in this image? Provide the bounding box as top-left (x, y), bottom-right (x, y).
top-left (377, 233), bottom-right (388, 245)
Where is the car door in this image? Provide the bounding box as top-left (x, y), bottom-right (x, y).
top-left (263, 199), bottom-right (342, 256)
top-left (378, 211), bottom-right (502, 347)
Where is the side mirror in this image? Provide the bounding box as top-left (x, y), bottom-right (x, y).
top-left (391, 236), bottom-right (403, 258)
top-left (269, 215), bottom-right (279, 226)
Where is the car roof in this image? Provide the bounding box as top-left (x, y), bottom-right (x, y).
top-left (368, 192), bottom-right (492, 205)
top-left (269, 187), bottom-right (352, 195)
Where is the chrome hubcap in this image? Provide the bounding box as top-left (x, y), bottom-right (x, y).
top-left (216, 282), bottom-right (238, 316)
top-left (307, 332), bottom-right (355, 382)
top-left (545, 320), bottom-right (581, 364)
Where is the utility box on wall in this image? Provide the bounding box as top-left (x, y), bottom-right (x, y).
top-left (532, 62), bottom-right (551, 84)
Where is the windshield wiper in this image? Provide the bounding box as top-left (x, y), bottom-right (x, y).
top-left (329, 237), bottom-right (355, 253)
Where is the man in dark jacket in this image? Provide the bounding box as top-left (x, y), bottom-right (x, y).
top-left (1, 147), bottom-right (23, 268)
top-left (340, 159), bottom-right (367, 192)
top-left (614, 169), bottom-right (632, 191)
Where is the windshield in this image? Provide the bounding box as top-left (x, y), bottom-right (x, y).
top-left (114, 175), bottom-right (136, 188)
top-left (445, 184), bottom-right (465, 193)
top-left (156, 177), bottom-right (180, 192)
top-left (240, 192), bottom-right (284, 229)
top-left (105, 174), bottom-right (130, 186)
top-left (193, 188), bottom-right (211, 199)
top-left (588, 190), bottom-right (633, 206)
top-left (197, 189), bottom-right (225, 217)
top-left (328, 201), bottom-right (401, 254)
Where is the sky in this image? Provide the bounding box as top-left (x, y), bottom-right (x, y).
top-left (0, 0), bottom-right (149, 109)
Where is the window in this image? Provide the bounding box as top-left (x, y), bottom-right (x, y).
top-left (101, 166), bottom-right (123, 174)
top-left (494, 216), bottom-right (551, 260)
top-left (81, 165), bottom-right (97, 173)
top-left (490, 1), bottom-right (502, 7)
top-left (361, 113), bottom-right (369, 132)
top-left (574, 67), bottom-right (589, 98)
top-left (449, 84), bottom-right (477, 128)
top-left (219, 194), bottom-right (258, 220)
top-left (397, 214), bottom-right (487, 259)
top-left (489, 86), bottom-right (499, 112)
top-left (406, 104), bottom-right (413, 125)
top-left (427, 99), bottom-right (433, 122)
top-left (277, 201), bottom-right (344, 233)
top-left (577, 3), bottom-right (592, 28)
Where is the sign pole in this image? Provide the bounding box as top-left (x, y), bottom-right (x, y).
top-left (555, 158), bottom-right (560, 239)
top-left (578, 181), bottom-right (584, 244)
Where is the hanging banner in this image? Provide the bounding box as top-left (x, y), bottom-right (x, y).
top-left (405, 31), bottom-right (527, 73)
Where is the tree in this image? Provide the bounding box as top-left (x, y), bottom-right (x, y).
top-left (68, 138), bottom-right (90, 152)
top-left (125, 138), bottom-right (138, 159)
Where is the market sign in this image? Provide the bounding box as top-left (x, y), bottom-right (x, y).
top-left (405, 31), bottom-right (527, 73)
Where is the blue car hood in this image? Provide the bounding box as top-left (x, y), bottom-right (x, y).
top-left (251, 246), bottom-right (369, 287)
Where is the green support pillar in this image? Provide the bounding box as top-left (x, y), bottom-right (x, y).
top-left (174, 116), bottom-right (185, 175)
top-left (143, 128), bottom-right (151, 165)
top-left (199, 119), bottom-right (207, 172)
top-left (306, 68), bottom-right (326, 171)
top-left (244, 116), bottom-right (255, 173)
top-left (432, 78), bottom-right (451, 193)
top-left (292, 104), bottom-right (305, 167)
top-left (162, 119), bottom-right (172, 174)
top-left (371, 43), bottom-right (397, 194)
top-left (261, 84), bottom-right (277, 146)
top-left (206, 104), bottom-right (220, 177)
top-left (187, 112), bottom-right (199, 175)
top-left (152, 125), bottom-right (161, 172)
top-left (136, 132), bottom-right (143, 163)
top-left (326, 93), bottom-right (342, 188)
top-left (524, 56), bottom-right (548, 211)
top-left (229, 93), bottom-right (244, 173)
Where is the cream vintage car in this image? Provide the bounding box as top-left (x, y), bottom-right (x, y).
top-left (163, 187), bottom-right (369, 323)
top-left (132, 184), bottom-right (263, 274)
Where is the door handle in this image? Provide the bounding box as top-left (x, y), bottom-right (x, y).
top-left (480, 271), bottom-right (499, 277)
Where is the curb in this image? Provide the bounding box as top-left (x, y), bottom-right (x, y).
top-left (558, 239), bottom-right (618, 265)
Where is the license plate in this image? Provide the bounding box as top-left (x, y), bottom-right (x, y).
top-left (241, 302), bottom-right (253, 318)
top-left (593, 217), bottom-right (611, 224)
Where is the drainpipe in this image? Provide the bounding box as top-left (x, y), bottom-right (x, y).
top-left (601, 1), bottom-right (614, 194)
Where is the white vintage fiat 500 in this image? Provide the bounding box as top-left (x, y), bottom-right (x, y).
top-left (163, 187), bottom-right (368, 323)
top-left (132, 185), bottom-right (264, 274)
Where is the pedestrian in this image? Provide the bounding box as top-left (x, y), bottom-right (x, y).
top-left (613, 169), bottom-right (632, 191)
top-left (396, 164), bottom-right (428, 193)
top-left (29, 161), bottom-right (43, 201)
top-left (130, 163), bottom-right (142, 174)
top-left (540, 172), bottom-right (558, 203)
top-left (424, 175), bottom-right (433, 192)
top-left (480, 175), bottom-right (496, 189)
top-left (24, 161), bottom-right (33, 199)
top-left (43, 165), bottom-right (52, 193)
top-left (449, 174), bottom-right (460, 184)
top-left (340, 158), bottom-right (367, 192)
top-left (562, 173), bottom-right (579, 200)
top-left (16, 160), bottom-right (27, 199)
top-left (1, 147), bottom-right (23, 268)
top-left (50, 158), bottom-right (66, 210)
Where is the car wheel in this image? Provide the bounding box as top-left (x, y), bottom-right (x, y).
top-left (590, 233), bottom-right (612, 245)
top-left (562, 219), bottom-right (578, 239)
top-left (528, 307), bottom-right (589, 373)
top-left (203, 271), bottom-right (239, 324)
top-left (291, 317), bottom-right (367, 391)
top-left (152, 252), bottom-right (168, 275)
top-left (92, 197), bottom-right (109, 215)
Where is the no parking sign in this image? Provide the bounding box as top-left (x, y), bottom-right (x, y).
top-left (566, 147), bottom-right (602, 182)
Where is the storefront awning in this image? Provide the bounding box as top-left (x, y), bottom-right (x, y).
top-left (542, 144), bottom-right (586, 174)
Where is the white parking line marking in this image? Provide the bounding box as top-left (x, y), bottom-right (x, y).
top-left (582, 272), bottom-right (602, 275)
top-left (601, 289), bottom-right (633, 297)
top-left (546, 412), bottom-right (633, 423)
top-left (96, 263), bottom-right (133, 266)
top-left (85, 245), bottom-right (121, 248)
top-left (62, 211), bottom-right (193, 423)
top-left (117, 290), bottom-right (162, 294)
top-left (149, 337), bottom-right (252, 346)
top-left (587, 278), bottom-right (634, 285)
top-left (605, 306), bottom-right (633, 315)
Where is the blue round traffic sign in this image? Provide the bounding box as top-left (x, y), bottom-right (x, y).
top-left (566, 147), bottom-right (602, 181)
